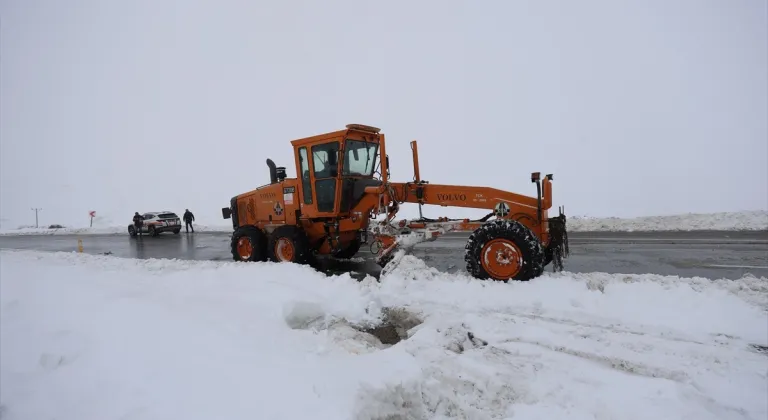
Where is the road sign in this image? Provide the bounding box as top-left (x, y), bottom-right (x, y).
top-left (89, 211), bottom-right (96, 217)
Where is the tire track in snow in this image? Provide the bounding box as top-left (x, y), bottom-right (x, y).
top-left (499, 337), bottom-right (689, 382)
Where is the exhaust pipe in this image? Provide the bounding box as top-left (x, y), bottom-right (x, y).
top-left (266, 159), bottom-right (277, 184)
top-left (531, 172), bottom-right (542, 224)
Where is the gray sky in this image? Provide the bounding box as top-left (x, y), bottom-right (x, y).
top-left (1, 0), bottom-right (766, 229)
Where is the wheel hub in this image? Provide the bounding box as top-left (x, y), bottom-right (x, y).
top-left (276, 238), bottom-right (295, 262)
top-left (237, 237), bottom-right (253, 260)
top-left (481, 239), bottom-right (523, 280)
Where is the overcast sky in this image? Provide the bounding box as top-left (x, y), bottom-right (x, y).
top-left (1, 0), bottom-right (766, 229)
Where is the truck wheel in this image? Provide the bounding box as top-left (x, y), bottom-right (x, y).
top-left (268, 225), bottom-right (310, 264)
top-left (332, 238), bottom-right (361, 259)
top-left (231, 226), bottom-right (267, 262)
top-left (464, 219), bottom-right (545, 282)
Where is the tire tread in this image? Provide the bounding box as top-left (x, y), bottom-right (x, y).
top-left (268, 225), bottom-right (310, 264)
top-left (464, 219), bottom-right (545, 281)
top-left (231, 226), bottom-right (268, 262)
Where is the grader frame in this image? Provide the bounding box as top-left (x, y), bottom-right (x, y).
top-left (222, 124), bottom-right (568, 281)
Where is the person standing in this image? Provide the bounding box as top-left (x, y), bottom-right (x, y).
top-left (132, 212), bottom-right (144, 236)
top-left (183, 209), bottom-right (195, 233)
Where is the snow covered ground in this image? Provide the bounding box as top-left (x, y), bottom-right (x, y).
top-left (1, 250), bottom-right (766, 420)
top-left (1, 210), bottom-right (765, 236)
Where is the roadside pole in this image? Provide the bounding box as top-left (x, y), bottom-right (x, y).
top-left (31, 208), bottom-right (42, 228)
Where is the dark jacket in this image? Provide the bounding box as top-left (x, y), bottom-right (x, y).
top-left (183, 211), bottom-right (195, 223)
top-left (133, 214), bottom-right (144, 225)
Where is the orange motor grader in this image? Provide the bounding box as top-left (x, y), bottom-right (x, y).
top-left (221, 124), bottom-right (569, 281)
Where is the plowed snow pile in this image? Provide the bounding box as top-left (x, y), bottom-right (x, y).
top-left (568, 209), bottom-right (768, 232)
top-left (1, 250), bottom-right (766, 420)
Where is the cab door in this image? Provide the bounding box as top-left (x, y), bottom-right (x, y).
top-left (310, 141), bottom-right (340, 214)
top-left (297, 146), bottom-right (314, 211)
top-left (295, 141), bottom-right (340, 217)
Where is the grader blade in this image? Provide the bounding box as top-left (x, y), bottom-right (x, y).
top-left (372, 219), bottom-right (483, 269)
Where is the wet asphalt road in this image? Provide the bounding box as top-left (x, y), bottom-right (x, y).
top-left (1, 230), bottom-right (766, 280)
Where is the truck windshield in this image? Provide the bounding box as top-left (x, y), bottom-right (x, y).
top-left (343, 139), bottom-right (378, 177)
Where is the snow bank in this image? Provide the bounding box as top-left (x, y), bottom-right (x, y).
top-left (568, 209), bottom-right (768, 232)
top-left (1, 250), bottom-right (766, 420)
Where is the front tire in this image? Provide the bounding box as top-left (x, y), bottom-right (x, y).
top-left (464, 219), bottom-right (545, 281)
top-left (543, 247), bottom-right (553, 267)
top-left (268, 225), bottom-right (310, 264)
top-left (128, 226), bottom-right (137, 237)
top-left (231, 226), bottom-right (268, 262)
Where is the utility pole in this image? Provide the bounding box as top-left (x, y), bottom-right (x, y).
top-left (31, 207), bottom-right (42, 228)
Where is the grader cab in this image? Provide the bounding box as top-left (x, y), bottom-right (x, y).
top-left (222, 124), bottom-right (568, 281)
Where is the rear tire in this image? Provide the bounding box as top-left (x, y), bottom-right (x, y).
top-left (149, 226), bottom-right (158, 237)
top-left (268, 225), bottom-right (310, 264)
top-left (231, 226), bottom-right (268, 262)
top-left (464, 219), bottom-right (545, 281)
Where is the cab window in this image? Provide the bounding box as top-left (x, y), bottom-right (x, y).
top-left (298, 147), bottom-right (312, 204)
top-left (312, 142), bottom-right (339, 178)
top-left (311, 141), bottom-right (339, 212)
top-left (343, 139), bottom-right (378, 176)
